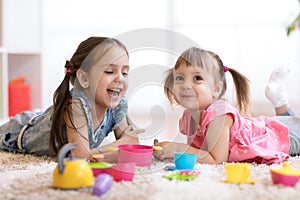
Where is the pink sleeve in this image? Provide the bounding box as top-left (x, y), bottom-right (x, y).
top-left (201, 100), bottom-right (237, 134)
top-left (179, 110), bottom-right (193, 136)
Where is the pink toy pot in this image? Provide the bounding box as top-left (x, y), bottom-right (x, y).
top-left (110, 162), bottom-right (135, 182)
top-left (90, 162), bottom-right (135, 182)
top-left (91, 168), bottom-right (111, 177)
top-left (271, 172), bottom-right (300, 187)
top-left (270, 162), bottom-right (300, 187)
top-left (90, 162), bottom-right (112, 177)
top-left (117, 144), bottom-right (153, 166)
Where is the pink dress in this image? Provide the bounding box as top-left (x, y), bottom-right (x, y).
top-left (179, 100), bottom-right (290, 164)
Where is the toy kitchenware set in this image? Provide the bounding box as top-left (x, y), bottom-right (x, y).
top-left (53, 143), bottom-right (300, 197)
top-left (52, 143), bottom-right (161, 187)
top-left (89, 144), bottom-right (163, 181)
top-left (52, 143), bottom-right (148, 188)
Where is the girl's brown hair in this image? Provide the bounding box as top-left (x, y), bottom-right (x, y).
top-left (164, 47), bottom-right (250, 115)
top-left (49, 37), bottom-right (128, 155)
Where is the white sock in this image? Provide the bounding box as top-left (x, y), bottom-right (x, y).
top-left (265, 66), bottom-right (290, 108)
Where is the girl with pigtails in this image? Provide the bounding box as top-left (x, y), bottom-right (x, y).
top-left (153, 47), bottom-right (300, 165)
top-left (0, 37), bottom-right (144, 162)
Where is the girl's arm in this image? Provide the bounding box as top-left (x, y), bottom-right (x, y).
top-left (94, 115), bottom-right (145, 163)
top-left (97, 115), bottom-right (145, 150)
top-left (114, 115), bottom-right (144, 142)
top-left (64, 99), bottom-right (93, 159)
top-left (154, 114), bottom-right (233, 164)
top-left (65, 101), bottom-right (144, 162)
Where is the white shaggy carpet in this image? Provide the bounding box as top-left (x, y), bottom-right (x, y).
top-left (1, 151), bottom-right (300, 200)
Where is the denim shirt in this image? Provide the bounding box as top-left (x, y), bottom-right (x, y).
top-left (71, 89), bottom-right (128, 149)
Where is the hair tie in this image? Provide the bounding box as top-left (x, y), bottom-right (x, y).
top-left (66, 68), bottom-right (72, 73)
top-left (65, 60), bottom-right (74, 74)
top-left (224, 66), bottom-right (229, 72)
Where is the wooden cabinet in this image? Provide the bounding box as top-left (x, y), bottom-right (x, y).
top-left (0, 0), bottom-right (42, 119)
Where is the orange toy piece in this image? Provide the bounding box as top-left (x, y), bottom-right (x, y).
top-left (8, 76), bottom-right (31, 116)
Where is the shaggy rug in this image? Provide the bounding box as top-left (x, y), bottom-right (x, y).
top-left (1, 151), bottom-right (300, 200)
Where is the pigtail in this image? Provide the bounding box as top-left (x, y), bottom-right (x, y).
top-left (49, 63), bottom-right (72, 155)
top-left (227, 67), bottom-right (251, 116)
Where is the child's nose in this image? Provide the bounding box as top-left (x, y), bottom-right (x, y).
top-left (114, 72), bottom-right (125, 82)
top-left (181, 80), bottom-right (192, 89)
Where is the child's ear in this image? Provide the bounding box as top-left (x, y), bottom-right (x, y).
top-left (213, 81), bottom-right (223, 98)
top-left (76, 69), bottom-right (90, 88)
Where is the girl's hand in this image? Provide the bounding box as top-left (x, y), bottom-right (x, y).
top-left (153, 141), bottom-right (177, 161)
top-left (115, 125), bottom-right (145, 143)
top-left (98, 150), bottom-right (118, 163)
top-left (88, 150), bottom-right (118, 164)
top-left (117, 125), bottom-right (145, 145)
top-left (121, 125), bottom-right (145, 140)
top-left (115, 116), bottom-right (145, 142)
top-left (89, 154), bottom-right (105, 162)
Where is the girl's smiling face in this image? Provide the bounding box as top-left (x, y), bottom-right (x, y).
top-left (87, 47), bottom-right (129, 109)
top-left (172, 63), bottom-right (217, 111)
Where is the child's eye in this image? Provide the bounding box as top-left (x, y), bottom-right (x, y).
top-left (104, 70), bottom-right (114, 74)
top-left (175, 75), bottom-right (184, 81)
top-left (193, 75), bottom-right (203, 81)
top-left (122, 71), bottom-right (128, 76)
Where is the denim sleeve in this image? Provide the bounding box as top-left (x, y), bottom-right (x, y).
top-left (111, 98), bottom-right (128, 130)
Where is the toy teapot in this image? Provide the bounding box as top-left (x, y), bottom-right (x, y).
top-left (53, 143), bottom-right (94, 189)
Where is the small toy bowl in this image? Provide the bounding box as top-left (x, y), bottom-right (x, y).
top-left (118, 144), bottom-right (153, 166)
top-left (174, 152), bottom-right (197, 170)
top-left (90, 162), bottom-right (112, 177)
top-left (90, 162), bottom-right (135, 182)
top-left (110, 162), bottom-right (135, 182)
top-left (270, 162), bottom-right (300, 187)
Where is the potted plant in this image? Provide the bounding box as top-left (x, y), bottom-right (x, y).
top-left (287, 0), bottom-right (300, 35)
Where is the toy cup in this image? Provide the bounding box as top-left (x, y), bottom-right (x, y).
top-left (174, 152), bottom-right (197, 170)
top-left (225, 163), bottom-right (251, 183)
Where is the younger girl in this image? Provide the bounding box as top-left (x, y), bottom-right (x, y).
top-left (0, 37), bottom-right (144, 162)
top-left (153, 47), bottom-right (300, 164)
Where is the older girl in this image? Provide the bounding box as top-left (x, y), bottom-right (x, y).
top-left (0, 37), bottom-right (144, 162)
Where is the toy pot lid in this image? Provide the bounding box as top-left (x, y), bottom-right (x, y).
top-left (270, 162), bottom-right (300, 176)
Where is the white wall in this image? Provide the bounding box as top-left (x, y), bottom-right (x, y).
top-left (42, 0), bottom-right (300, 141)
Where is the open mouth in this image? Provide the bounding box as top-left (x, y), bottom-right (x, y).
top-left (107, 88), bottom-right (122, 97)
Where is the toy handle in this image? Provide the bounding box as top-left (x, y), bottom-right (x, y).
top-left (57, 143), bottom-right (77, 174)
